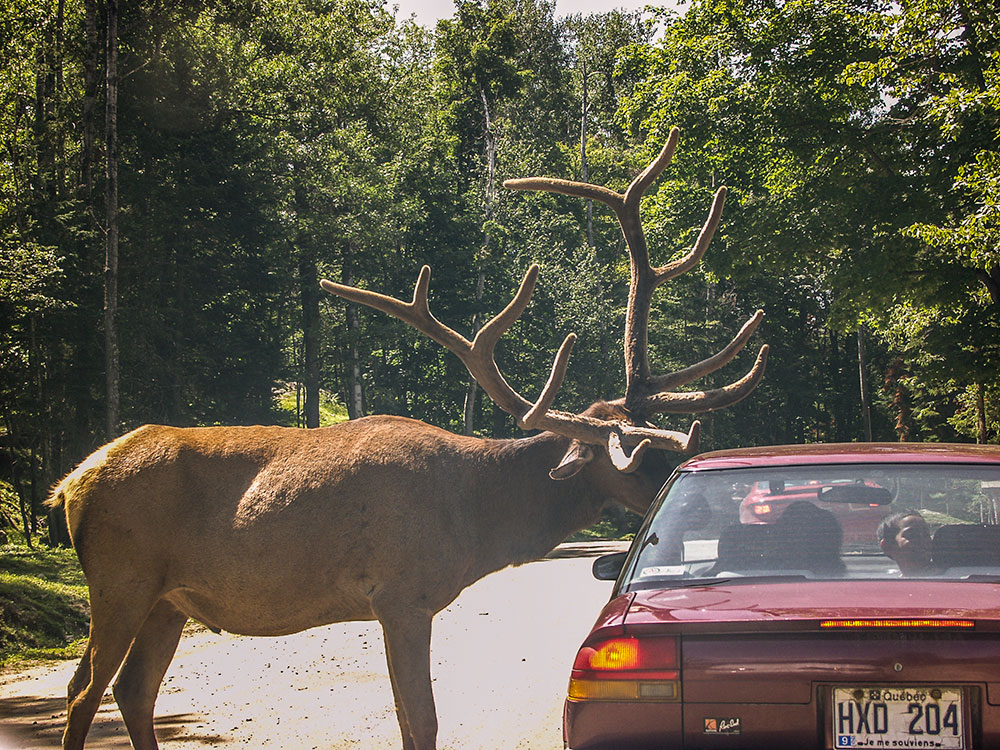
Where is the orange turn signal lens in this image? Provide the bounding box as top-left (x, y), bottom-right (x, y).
top-left (568, 677), bottom-right (679, 701)
top-left (820, 619), bottom-right (974, 629)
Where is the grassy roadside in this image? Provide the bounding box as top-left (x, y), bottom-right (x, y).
top-left (0, 542), bottom-right (89, 669)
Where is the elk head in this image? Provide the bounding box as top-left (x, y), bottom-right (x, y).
top-left (321, 128), bottom-right (767, 480)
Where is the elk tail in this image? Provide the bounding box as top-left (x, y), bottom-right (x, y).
top-left (44, 437), bottom-right (121, 550)
top-left (45, 477), bottom-right (70, 511)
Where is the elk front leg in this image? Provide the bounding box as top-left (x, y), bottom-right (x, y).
top-left (375, 602), bottom-right (437, 750)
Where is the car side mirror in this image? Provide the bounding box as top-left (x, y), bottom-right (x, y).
top-left (592, 551), bottom-right (628, 581)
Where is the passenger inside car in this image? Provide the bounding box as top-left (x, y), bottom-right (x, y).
top-left (710, 523), bottom-right (774, 573)
top-left (772, 501), bottom-right (846, 575)
top-left (877, 510), bottom-right (938, 576)
top-left (708, 502), bottom-right (846, 576)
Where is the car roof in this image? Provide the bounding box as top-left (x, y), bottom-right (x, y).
top-left (677, 442), bottom-right (1000, 472)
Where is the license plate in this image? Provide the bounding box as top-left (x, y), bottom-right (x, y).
top-left (832, 686), bottom-right (964, 749)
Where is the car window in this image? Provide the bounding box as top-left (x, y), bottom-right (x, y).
top-left (621, 463), bottom-right (1000, 590)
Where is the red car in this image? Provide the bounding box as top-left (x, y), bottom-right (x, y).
top-left (739, 478), bottom-right (892, 545)
top-left (565, 443), bottom-right (1000, 749)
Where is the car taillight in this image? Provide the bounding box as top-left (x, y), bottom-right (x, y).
top-left (820, 619), bottom-right (975, 629)
top-left (568, 636), bottom-right (680, 702)
top-left (753, 503), bottom-right (772, 515)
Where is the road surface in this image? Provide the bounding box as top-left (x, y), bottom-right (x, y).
top-left (0, 542), bottom-right (626, 750)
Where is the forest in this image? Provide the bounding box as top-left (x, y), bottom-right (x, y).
top-left (2, 0), bottom-right (998, 546)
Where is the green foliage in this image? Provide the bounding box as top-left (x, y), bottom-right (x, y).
top-left (274, 384), bottom-right (349, 427)
top-left (3, 0), bottom-right (1000, 555)
top-left (838, 0), bottom-right (1000, 438)
top-left (614, 0), bottom-right (1000, 444)
top-left (0, 481), bottom-right (21, 534)
top-left (565, 508), bottom-right (639, 542)
top-left (0, 544), bottom-right (89, 666)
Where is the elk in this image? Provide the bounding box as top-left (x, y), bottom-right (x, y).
top-left (49, 127), bottom-right (766, 750)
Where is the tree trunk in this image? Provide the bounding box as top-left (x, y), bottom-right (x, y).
top-left (33, 21), bottom-right (55, 199)
top-left (104, 0), bottom-right (120, 440)
top-left (464, 89), bottom-right (497, 436)
top-left (977, 382), bottom-right (987, 444)
top-left (463, 274), bottom-right (484, 434)
top-left (857, 326), bottom-right (872, 442)
top-left (343, 261), bottom-right (364, 420)
top-left (1, 407), bottom-right (33, 548)
top-left (580, 58), bottom-right (593, 247)
top-left (978, 269), bottom-right (1000, 305)
top-left (80, 0), bottom-right (98, 197)
top-left (54, 0), bottom-right (66, 193)
top-left (299, 248), bottom-right (321, 429)
top-left (348, 308), bottom-right (364, 419)
top-left (885, 357), bottom-right (910, 442)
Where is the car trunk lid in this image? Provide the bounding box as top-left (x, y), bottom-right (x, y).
top-left (627, 581), bottom-right (1000, 700)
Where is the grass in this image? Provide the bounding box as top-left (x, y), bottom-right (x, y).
top-left (274, 383), bottom-right (349, 427)
top-left (565, 514), bottom-right (638, 543)
top-left (0, 541), bottom-right (89, 669)
top-left (921, 510), bottom-right (970, 527)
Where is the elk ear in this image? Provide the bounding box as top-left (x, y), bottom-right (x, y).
top-left (549, 441), bottom-right (594, 480)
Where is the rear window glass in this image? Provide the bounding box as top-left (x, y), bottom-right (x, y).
top-left (621, 463), bottom-right (1000, 590)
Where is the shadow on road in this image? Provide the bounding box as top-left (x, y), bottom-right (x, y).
top-left (542, 541), bottom-right (629, 560)
top-left (0, 693), bottom-right (221, 749)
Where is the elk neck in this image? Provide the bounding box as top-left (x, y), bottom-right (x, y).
top-left (460, 430), bottom-right (616, 577)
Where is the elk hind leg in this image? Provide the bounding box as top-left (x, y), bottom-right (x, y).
top-left (376, 603), bottom-right (437, 750)
top-left (62, 588), bottom-right (159, 750)
top-left (64, 641), bottom-right (94, 722)
top-left (112, 598), bottom-right (188, 750)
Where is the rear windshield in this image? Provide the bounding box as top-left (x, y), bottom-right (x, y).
top-left (620, 463), bottom-right (1000, 590)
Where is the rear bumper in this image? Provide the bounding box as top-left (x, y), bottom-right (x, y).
top-left (565, 685), bottom-right (1000, 749)
top-left (564, 699), bottom-right (682, 749)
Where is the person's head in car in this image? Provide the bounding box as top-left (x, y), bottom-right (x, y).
top-left (878, 510), bottom-right (934, 576)
top-left (775, 501), bottom-right (846, 575)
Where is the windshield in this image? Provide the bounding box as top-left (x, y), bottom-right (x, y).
top-left (621, 462), bottom-right (1000, 590)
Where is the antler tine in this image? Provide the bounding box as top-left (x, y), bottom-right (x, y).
top-left (623, 127), bottom-right (680, 209)
top-left (609, 418), bottom-right (702, 471)
top-left (648, 309), bottom-right (764, 392)
top-left (472, 264), bottom-right (537, 353)
top-left (520, 332), bottom-right (577, 430)
top-left (503, 176), bottom-right (623, 210)
top-left (641, 344), bottom-right (769, 414)
top-left (607, 431), bottom-right (650, 473)
top-left (320, 266), bottom-right (466, 355)
top-left (653, 186), bottom-right (727, 285)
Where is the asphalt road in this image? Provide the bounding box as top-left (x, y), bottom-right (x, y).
top-left (0, 542), bottom-right (626, 750)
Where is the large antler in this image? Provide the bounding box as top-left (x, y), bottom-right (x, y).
top-left (320, 266), bottom-right (700, 463)
top-left (504, 126), bottom-right (768, 420)
top-left (321, 128), bottom-right (765, 468)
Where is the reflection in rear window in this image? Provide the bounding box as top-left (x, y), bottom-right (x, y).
top-left (622, 464), bottom-right (1000, 589)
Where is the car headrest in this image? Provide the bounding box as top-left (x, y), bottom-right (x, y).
top-left (715, 523), bottom-right (775, 569)
top-left (932, 524), bottom-right (1000, 569)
